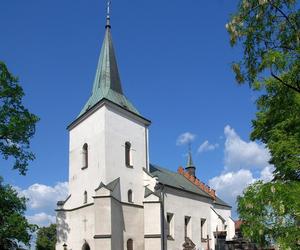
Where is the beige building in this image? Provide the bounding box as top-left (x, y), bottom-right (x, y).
top-left (56, 10), bottom-right (235, 250)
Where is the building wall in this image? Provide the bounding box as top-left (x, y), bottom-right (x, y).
top-left (56, 204), bottom-right (95, 250)
top-left (163, 187), bottom-right (234, 250)
top-left (66, 103), bottom-right (148, 209)
top-left (122, 204), bottom-right (145, 250)
top-left (59, 102), bottom-right (149, 249)
top-left (104, 105), bottom-right (148, 206)
top-left (67, 107), bottom-right (106, 209)
top-left (163, 187), bottom-right (213, 250)
top-left (214, 205), bottom-right (235, 240)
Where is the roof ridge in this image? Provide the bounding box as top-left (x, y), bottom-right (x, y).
top-left (177, 166), bottom-right (216, 200)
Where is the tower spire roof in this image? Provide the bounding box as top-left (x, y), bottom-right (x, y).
top-left (79, 2), bottom-right (139, 117)
top-left (185, 144), bottom-right (196, 177)
top-left (186, 144), bottom-right (195, 169)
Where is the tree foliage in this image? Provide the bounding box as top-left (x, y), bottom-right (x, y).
top-left (0, 62), bottom-right (39, 175)
top-left (228, 0), bottom-right (300, 248)
top-left (237, 181), bottom-right (300, 248)
top-left (36, 224), bottom-right (56, 250)
top-left (0, 177), bottom-right (37, 249)
top-left (227, 0), bottom-right (300, 94)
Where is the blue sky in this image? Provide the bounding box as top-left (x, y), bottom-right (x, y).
top-left (0, 0), bottom-right (273, 225)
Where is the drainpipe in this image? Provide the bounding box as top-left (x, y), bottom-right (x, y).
top-left (160, 184), bottom-right (165, 250)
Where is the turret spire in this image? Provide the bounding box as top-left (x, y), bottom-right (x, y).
top-left (185, 143), bottom-right (196, 177)
top-left (78, 1), bottom-right (139, 117)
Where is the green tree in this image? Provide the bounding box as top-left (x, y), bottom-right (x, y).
top-left (36, 224), bottom-right (56, 250)
top-left (0, 62), bottom-right (40, 248)
top-left (0, 177), bottom-right (37, 249)
top-left (0, 61), bottom-right (39, 175)
top-left (237, 181), bottom-right (300, 248)
top-left (227, 0), bottom-right (300, 248)
top-left (227, 0), bottom-right (300, 94)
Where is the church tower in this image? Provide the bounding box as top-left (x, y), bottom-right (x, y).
top-left (56, 4), bottom-right (151, 249)
top-left (57, 3), bottom-right (235, 250)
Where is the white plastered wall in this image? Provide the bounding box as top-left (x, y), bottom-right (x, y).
top-left (56, 205), bottom-right (95, 250)
top-left (163, 188), bottom-right (212, 250)
top-left (67, 107), bottom-right (106, 209)
top-left (163, 187), bottom-right (234, 250)
top-left (213, 205), bottom-right (235, 240)
top-left (104, 105), bottom-right (148, 206)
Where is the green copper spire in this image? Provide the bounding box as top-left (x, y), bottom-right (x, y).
top-left (79, 4), bottom-right (139, 117)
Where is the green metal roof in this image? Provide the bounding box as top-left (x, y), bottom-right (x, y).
top-left (149, 164), bottom-right (231, 208)
top-left (79, 19), bottom-right (139, 117)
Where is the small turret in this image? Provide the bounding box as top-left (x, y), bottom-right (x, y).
top-left (185, 146), bottom-right (196, 177)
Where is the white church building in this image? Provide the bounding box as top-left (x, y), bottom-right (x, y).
top-left (56, 8), bottom-right (235, 250)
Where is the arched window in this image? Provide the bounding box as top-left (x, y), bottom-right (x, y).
top-left (82, 143), bottom-right (88, 169)
top-left (125, 141), bottom-right (131, 167)
top-left (128, 189), bottom-right (133, 203)
top-left (127, 239), bottom-right (133, 250)
top-left (84, 191), bottom-right (87, 204)
top-left (82, 242), bottom-right (90, 250)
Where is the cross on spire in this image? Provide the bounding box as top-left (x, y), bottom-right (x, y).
top-left (106, 0), bottom-right (111, 28)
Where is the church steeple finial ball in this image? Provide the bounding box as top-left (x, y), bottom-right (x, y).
top-left (106, 0), bottom-right (111, 28)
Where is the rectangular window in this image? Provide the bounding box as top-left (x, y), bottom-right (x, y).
top-left (125, 141), bottom-right (132, 167)
top-left (201, 218), bottom-right (207, 241)
top-left (167, 213), bottom-right (174, 240)
top-left (184, 216), bottom-right (191, 239)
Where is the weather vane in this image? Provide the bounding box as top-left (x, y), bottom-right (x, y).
top-left (107, 0), bottom-right (111, 17)
top-left (106, 0), bottom-right (112, 28)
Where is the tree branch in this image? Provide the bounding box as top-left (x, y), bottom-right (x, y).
top-left (269, 0), bottom-right (299, 33)
top-left (270, 71), bottom-right (300, 93)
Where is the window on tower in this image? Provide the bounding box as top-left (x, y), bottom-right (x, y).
top-left (127, 239), bottom-right (133, 250)
top-left (128, 189), bottom-right (133, 203)
top-left (84, 191), bottom-right (87, 204)
top-left (82, 143), bottom-right (88, 170)
top-left (125, 141), bottom-right (132, 167)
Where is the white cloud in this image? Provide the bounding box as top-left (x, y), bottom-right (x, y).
top-left (176, 132), bottom-right (196, 146)
top-left (209, 166), bottom-right (273, 217)
top-left (198, 140), bottom-right (219, 153)
top-left (209, 169), bottom-right (255, 211)
top-left (260, 165), bottom-right (274, 182)
top-left (15, 182), bottom-right (68, 229)
top-left (224, 125), bottom-right (271, 171)
top-left (27, 212), bottom-right (56, 227)
top-left (208, 126), bottom-right (274, 217)
top-left (18, 182), bottom-right (68, 213)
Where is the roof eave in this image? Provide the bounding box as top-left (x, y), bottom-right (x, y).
top-left (67, 98), bottom-right (151, 131)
